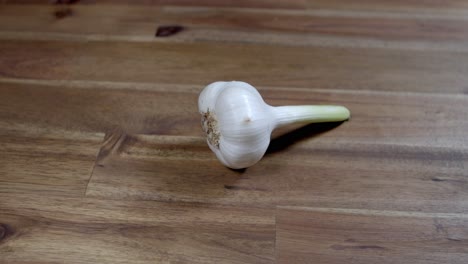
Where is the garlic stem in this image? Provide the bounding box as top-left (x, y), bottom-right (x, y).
top-left (272, 105), bottom-right (350, 129)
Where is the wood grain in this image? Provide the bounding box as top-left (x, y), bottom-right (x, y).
top-left (5, 0), bottom-right (468, 13)
top-left (0, 123), bottom-right (103, 196)
top-left (2, 40), bottom-right (468, 94)
top-left (0, 193), bottom-right (275, 263)
top-left (0, 80), bottom-right (199, 134)
top-left (305, 0), bottom-right (468, 13)
top-left (2, 5), bottom-right (468, 48)
top-left (86, 129), bottom-right (468, 212)
top-left (1, 0), bottom-right (307, 9)
top-left (1, 79), bottom-right (466, 144)
top-left (1, 1), bottom-right (468, 263)
top-left (276, 207), bottom-right (468, 264)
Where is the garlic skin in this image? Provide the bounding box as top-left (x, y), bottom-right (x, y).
top-left (198, 81), bottom-right (350, 169)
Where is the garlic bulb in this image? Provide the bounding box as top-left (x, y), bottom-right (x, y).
top-left (198, 81), bottom-right (350, 169)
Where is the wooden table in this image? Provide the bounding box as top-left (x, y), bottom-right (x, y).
top-left (1, 1), bottom-right (467, 263)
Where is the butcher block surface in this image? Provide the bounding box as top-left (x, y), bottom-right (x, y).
top-left (1, 1), bottom-right (467, 263)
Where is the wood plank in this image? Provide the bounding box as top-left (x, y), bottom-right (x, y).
top-left (1, 2), bottom-right (467, 263)
top-left (1, 5), bottom-right (468, 50)
top-left (0, 80), bottom-right (199, 135)
top-left (276, 207), bottom-right (468, 264)
top-left (0, 123), bottom-right (104, 197)
top-left (4, 0), bottom-right (468, 13)
top-left (86, 127), bottom-right (468, 212)
top-left (305, 0), bottom-right (468, 13)
top-left (2, 40), bottom-right (468, 94)
top-left (1, 79), bottom-right (467, 142)
top-left (2, 5), bottom-right (468, 41)
top-left (1, 0), bottom-right (307, 9)
top-left (0, 193), bottom-right (275, 263)
top-left (262, 89), bottom-right (468, 148)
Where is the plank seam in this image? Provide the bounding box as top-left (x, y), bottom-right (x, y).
top-left (83, 133), bottom-right (107, 197)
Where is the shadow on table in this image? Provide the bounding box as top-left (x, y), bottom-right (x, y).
top-left (266, 121), bottom-right (344, 155)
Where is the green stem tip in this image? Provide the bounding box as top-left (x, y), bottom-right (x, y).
top-left (272, 105), bottom-right (350, 128)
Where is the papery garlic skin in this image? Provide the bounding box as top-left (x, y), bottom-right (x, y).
top-left (199, 81), bottom-right (275, 169)
top-left (198, 81), bottom-right (350, 169)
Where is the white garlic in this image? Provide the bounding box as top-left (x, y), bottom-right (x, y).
top-left (198, 81), bottom-right (350, 169)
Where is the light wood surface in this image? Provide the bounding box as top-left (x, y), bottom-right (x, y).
top-left (1, 1), bottom-right (467, 263)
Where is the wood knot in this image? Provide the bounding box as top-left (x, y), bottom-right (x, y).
top-left (54, 0), bottom-right (80, 4)
top-left (0, 223), bottom-right (15, 243)
top-left (54, 8), bottom-right (73, 19)
top-left (155, 25), bottom-right (184, 37)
